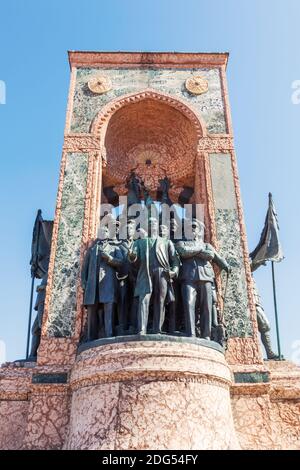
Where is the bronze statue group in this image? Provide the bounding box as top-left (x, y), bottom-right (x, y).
top-left (28, 175), bottom-right (278, 359)
top-left (28, 211), bottom-right (278, 360)
top-left (81, 215), bottom-right (231, 345)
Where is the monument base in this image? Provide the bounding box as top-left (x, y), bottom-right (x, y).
top-left (1, 340), bottom-right (300, 449)
top-left (65, 340), bottom-right (239, 450)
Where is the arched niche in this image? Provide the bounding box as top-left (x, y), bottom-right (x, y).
top-left (89, 90), bottom-right (211, 237)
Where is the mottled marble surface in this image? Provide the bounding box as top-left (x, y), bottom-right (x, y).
top-left (23, 388), bottom-right (70, 450)
top-left (0, 401), bottom-right (29, 450)
top-left (66, 380), bottom-right (238, 450)
top-left (209, 153), bottom-right (252, 337)
top-left (46, 153), bottom-right (88, 337)
top-left (71, 68), bottom-right (226, 134)
top-left (216, 209), bottom-right (252, 337)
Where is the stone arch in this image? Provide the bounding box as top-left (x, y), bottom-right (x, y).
top-left (90, 89), bottom-right (207, 141)
top-left (90, 89), bottom-right (207, 203)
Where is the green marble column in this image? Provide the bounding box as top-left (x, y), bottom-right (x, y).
top-left (46, 152), bottom-right (88, 337)
top-left (209, 153), bottom-right (252, 337)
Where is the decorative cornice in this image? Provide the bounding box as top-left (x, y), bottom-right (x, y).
top-left (0, 391), bottom-right (29, 401)
top-left (68, 51), bottom-right (229, 69)
top-left (270, 385), bottom-right (300, 400)
top-left (230, 383), bottom-right (270, 396)
top-left (29, 384), bottom-right (70, 396)
top-left (63, 135), bottom-right (234, 155)
top-left (70, 371), bottom-right (230, 391)
top-left (231, 382), bottom-right (300, 400)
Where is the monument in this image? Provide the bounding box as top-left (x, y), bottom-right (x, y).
top-left (1, 52), bottom-right (300, 450)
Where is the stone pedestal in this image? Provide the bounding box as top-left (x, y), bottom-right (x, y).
top-left (64, 340), bottom-right (239, 450)
top-left (1, 348), bottom-right (300, 449)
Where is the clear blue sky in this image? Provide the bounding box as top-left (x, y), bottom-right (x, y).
top-left (0, 0), bottom-right (299, 362)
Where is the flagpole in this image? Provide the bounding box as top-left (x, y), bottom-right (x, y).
top-left (271, 261), bottom-right (282, 360)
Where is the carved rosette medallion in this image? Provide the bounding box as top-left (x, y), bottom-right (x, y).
top-left (185, 76), bottom-right (208, 95)
top-left (87, 75), bottom-right (112, 94)
top-left (127, 144), bottom-right (168, 191)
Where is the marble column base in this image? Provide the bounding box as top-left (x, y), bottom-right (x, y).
top-left (65, 340), bottom-right (240, 450)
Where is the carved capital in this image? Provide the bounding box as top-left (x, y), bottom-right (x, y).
top-left (63, 134), bottom-right (101, 152)
top-left (197, 136), bottom-right (234, 152)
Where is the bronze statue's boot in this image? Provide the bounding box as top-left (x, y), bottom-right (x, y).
top-left (261, 332), bottom-right (279, 360)
top-left (28, 333), bottom-right (40, 360)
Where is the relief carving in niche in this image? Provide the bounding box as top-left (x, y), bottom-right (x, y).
top-left (127, 143), bottom-right (168, 191)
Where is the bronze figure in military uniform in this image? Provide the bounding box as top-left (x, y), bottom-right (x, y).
top-left (29, 274), bottom-right (48, 358)
top-left (176, 219), bottom-right (230, 339)
top-left (252, 278), bottom-right (278, 359)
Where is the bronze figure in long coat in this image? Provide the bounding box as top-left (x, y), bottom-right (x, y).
top-left (81, 226), bottom-right (123, 340)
